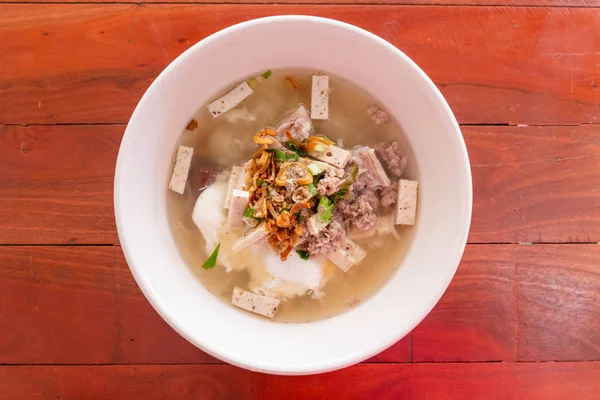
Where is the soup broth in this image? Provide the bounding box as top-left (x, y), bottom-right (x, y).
top-left (167, 69), bottom-right (418, 323)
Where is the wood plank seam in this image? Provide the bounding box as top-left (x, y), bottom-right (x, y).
top-left (1, 2), bottom-right (600, 7)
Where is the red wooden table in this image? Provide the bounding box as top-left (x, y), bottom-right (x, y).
top-left (1, 1), bottom-right (599, 398)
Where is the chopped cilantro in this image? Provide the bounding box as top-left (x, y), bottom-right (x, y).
top-left (202, 243), bottom-right (220, 270)
top-left (270, 148), bottom-right (299, 162)
top-left (331, 190), bottom-right (350, 204)
top-left (340, 164), bottom-right (359, 191)
top-left (317, 196), bottom-right (335, 223)
top-left (296, 250), bottom-right (310, 261)
top-left (284, 141), bottom-right (308, 156)
top-left (243, 206), bottom-right (255, 218)
top-left (330, 164), bottom-right (359, 204)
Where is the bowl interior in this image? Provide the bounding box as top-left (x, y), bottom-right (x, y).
top-left (115, 16), bottom-right (472, 374)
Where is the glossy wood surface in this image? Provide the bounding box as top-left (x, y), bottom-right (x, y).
top-left (0, 0), bottom-right (598, 397)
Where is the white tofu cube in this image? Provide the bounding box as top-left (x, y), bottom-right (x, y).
top-left (207, 82), bottom-right (253, 118)
top-left (324, 249), bottom-right (356, 273)
top-left (325, 237), bottom-right (366, 272)
top-left (226, 189), bottom-right (249, 229)
top-left (395, 179), bottom-right (418, 225)
top-left (343, 237), bottom-right (366, 263)
top-left (310, 145), bottom-right (351, 169)
top-left (224, 166), bottom-right (242, 209)
top-left (311, 75), bottom-right (329, 120)
top-left (231, 287), bottom-right (280, 318)
top-left (168, 145), bottom-right (194, 194)
top-left (232, 223), bottom-right (270, 252)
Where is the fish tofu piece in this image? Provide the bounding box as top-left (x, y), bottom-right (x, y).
top-left (226, 189), bottom-right (249, 229)
top-left (232, 287), bottom-right (280, 318)
top-left (395, 179), bottom-right (418, 225)
top-left (311, 75), bottom-right (329, 120)
top-left (325, 237), bottom-right (366, 272)
top-left (168, 145), bottom-right (194, 194)
top-left (207, 82), bottom-right (253, 118)
top-left (311, 145), bottom-right (351, 169)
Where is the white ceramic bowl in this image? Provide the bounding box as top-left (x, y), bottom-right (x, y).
top-left (114, 16), bottom-right (472, 375)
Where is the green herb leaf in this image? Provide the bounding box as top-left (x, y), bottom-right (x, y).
top-left (243, 206), bottom-right (255, 218)
top-left (256, 178), bottom-right (269, 187)
top-left (247, 78), bottom-right (259, 91)
top-left (296, 250), bottom-right (310, 260)
top-left (317, 196), bottom-right (335, 223)
top-left (202, 243), bottom-right (220, 270)
top-left (261, 70), bottom-right (272, 79)
top-left (272, 148), bottom-right (299, 162)
top-left (306, 183), bottom-right (318, 197)
top-left (331, 190), bottom-right (349, 204)
top-left (340, 164), bottom-right (359, 192)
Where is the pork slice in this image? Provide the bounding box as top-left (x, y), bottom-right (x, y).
top-left (301, 217), bottom-right (346, 255)
top-left (358, 147), bottom-right (391, 187)
top-left (232, 223), bottom-right (270, 252)
top-left (375, 141), bottom-right (408, 178)
top-left (336, 193), bottom-right (378, 232)
top-left (275, 104), bottom-right (313, 143)
top-left (316, 166), bottom-right (346, 196)
top-left (380, 182), bottom-right (398, 208)
top-left (367, 105), bottom-right (392, 124)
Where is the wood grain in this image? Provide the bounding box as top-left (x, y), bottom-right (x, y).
top-left (0, 124), bottom-right (119, 244)
top-left (2, 363), bottom-right (600, 399)
top-left (466, 125), bottom-right (600, 243)
top-left (2, 0), bottom-right (598, 5)
top-left (366, 337), bottom-right (410, 362)
top-left (0, 246), bottom-right (218, 364)
top-left (2, 125), bottom-right (598, 245)
top-left (0, 245), bottom-right (407, 364)
top-left (2, 245), bottom-right (598, 365)
top-left (413, 244), bottom-right (600, 362)
top-left (1, 5), bottom-right (599, 125)
top-left (517, 245), bottom-right (600, 361)
top-left (412, 245), bottom-right (518, 362)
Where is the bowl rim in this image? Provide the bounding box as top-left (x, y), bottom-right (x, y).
top-left (114, 14), bottom-right (472, 375)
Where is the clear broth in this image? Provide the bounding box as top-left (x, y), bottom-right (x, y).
top-left (167, 69), bottom-right (418, 323)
